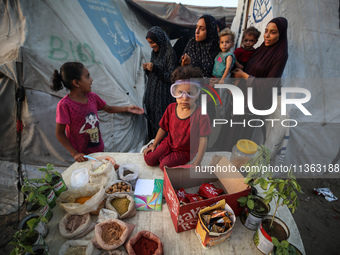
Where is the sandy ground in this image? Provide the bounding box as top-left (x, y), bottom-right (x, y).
top-left (0, 178), bottom-right (339, 255)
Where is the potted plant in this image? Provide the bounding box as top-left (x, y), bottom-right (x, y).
top-left (21, 178), bottom-right (54, 221)
top-left (253, 169), bottom-right (303, 255)
top-left (19, 213), bottom-right (49, 239)
top-left (10, 217), bottom-right (48, 255)
top-left (38, 163), bottom-right (67, 197)
top-left (237, 145), bottom-right (272, 230)
top-left (271, 237), bottom-right (303, 255)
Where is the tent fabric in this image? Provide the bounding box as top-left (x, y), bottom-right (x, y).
top-left (1, 0), bottom-right (237, 215)
top-left (231, 0), bottom-right (340, 171)
top-left (1, 0), bottom-right (153, 169)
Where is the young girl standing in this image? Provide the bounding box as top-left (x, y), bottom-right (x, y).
top-left (51, 62), bottom-right (144, 162)
top-left (143, 66), bottom-right (211, 170)
top-left (212, 28), bottom-right (236, 84)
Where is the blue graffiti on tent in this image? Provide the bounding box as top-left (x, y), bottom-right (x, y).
top-left (78, 0), bottom-right (141, 64)
top-left (252, 0), bottom-right (272, 23)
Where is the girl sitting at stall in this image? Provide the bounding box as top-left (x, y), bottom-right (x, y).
top-left (143, 66), bottom-right (211, 170)
top-left (51, 62), bottom-right (144, 162)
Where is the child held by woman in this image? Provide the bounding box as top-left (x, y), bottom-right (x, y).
top-left (234, 26), bottom-right (261, 69)
top-left (51, 62), bottom-right (144, 162)
top-left (143, 66), bottom-right (211, 170)
top-left (212, 28), bottom-right (236, 84)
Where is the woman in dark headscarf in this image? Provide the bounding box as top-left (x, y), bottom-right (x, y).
top-left (181, 15), bottom-right (220, 77)
top-left (213, 17), bottom-right (289, 151)
top-left (143, 26), bottom-right (177, 140)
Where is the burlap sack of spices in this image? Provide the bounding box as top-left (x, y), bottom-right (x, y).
top-left (93, 219), bottom-right (135, 250)
top-left (105, 194), bottom-right (136, 220)
top-left (105, 180), bottom-right (134, 197)
top-left (59, 239), bottom-right (100, 255)
top-left (57, 183), bottom-right (105, 214)
top-left (89, 158), bottom-right (118, 187)
top-left (97, 208), bottom-right (119, 223)
top-left (125, 230), bottom-right (163, 255)
top-left (59, 213), bottom-right (95, 239)
top-left (100, 250), bottom-right (128, 255)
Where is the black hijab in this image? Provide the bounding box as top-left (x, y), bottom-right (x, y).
top-left (183, 15), bottom-right (220, 77)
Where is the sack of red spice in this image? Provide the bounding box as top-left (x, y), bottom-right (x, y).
top-left (93, 218), bottom-right (135, 250)
top-left (125, 230), bottom-right (163, 255)
top-left (198, 183), bottom-right (224, 199)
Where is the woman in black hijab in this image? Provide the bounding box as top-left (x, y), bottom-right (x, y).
top-left (213, 17), bottom-right (289, 151)
top-left (143, 26), bottom-right (177, 140)
top-left (181, 15), bottom-right (220, 77)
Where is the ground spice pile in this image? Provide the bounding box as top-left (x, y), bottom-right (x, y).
top-left (133, 237), bottom-right (158, 255)
top-left (65, 246), bottom-right (86, 255)
top-left (101, 222), bottom-right (125, 245)
top-left (65, 214), bottom-right (86, 233)
top-left (111, 197), bottom-right (130, 216)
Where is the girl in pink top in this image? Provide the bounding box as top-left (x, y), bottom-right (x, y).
top-left (51, 62), bottom-right (144, 162)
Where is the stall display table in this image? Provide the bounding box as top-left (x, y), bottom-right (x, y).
top-left (45, 152), bottom-right (305, 255)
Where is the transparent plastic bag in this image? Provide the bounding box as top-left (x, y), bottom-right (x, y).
top-left (118, 164), bottom-right (139, 189)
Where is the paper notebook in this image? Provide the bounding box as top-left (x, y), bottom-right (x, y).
top-left (134, 179), bottom-right (163, 211)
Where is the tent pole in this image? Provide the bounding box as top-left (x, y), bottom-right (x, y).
top-left (15, 61), bottom-right (25, 223)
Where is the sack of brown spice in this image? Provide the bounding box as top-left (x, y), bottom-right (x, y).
top-left (93, 218), bottom-right (135, 250)
top-left (105, 193), bottom-right (136, 220)
top-left (125, 230), bottom-right (163, 255)
top-left (59, 213), bottom-right (95, 239)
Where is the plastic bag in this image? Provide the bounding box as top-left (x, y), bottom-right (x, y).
top-left (100, 250), bottom-right (128, 255)
top-left (89, 159), bottom-right (118, 187)
top-left (97, 208), bottom-right (118, 223)
top-left (105, 180), bottom-right (133, 197)
top-left (105, 193), bottom-right (136, 220)
top-left (92, 219), bottom-right (135, 250)
top-left (59, 213), bottom-right (95, 239)
top-left (125, 230), bottom-right (163, 255)
top-left (59, 239), bottom-right (100, 255)
top-left (118, 164), bottom-right (139, 189)
top-left (57, 183), bottom-right (105, 214)
top-left (71, 167), bottom-right (89, 189)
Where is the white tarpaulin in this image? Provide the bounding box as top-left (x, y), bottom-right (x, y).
top-left (231, 0), bottom-right (340, 173)
top-left (0, 0), bottom-right (153, 214)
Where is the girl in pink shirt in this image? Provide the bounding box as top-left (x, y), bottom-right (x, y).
top-left (51, 62), bottom-right (144, 162)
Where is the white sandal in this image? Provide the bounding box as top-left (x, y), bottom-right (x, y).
top-left (140, 139), bottom-right (155, 154)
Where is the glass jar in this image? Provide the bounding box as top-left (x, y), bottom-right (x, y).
top-left (230, 139), bottom-right (258, 169)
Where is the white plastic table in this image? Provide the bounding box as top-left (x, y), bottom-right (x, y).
top-left (45, 152), bottom-right (305, 255)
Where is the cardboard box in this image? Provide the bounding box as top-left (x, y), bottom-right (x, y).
top-left (163, 156), bottom-right (250, 233)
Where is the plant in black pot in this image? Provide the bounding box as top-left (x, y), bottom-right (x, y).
top-left (10, 216), bottom-right (48, 255)
top-left (271, 237), bottom-right (302, 255)
top-left (21, 178), bottom-right (54, 221)
top-left (237, 145), bottom-right (272, 230)
top-left (38, 163), bottom-right (67, 197)
top-left (253, 169), bottom-right (303, 255)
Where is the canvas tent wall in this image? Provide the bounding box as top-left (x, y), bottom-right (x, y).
top-left (0, 0), bottom-right (236, 215)
top-left (231, 0), bottom-right (340, 174)
top-left (0, 0), bottom-right (155, 214)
